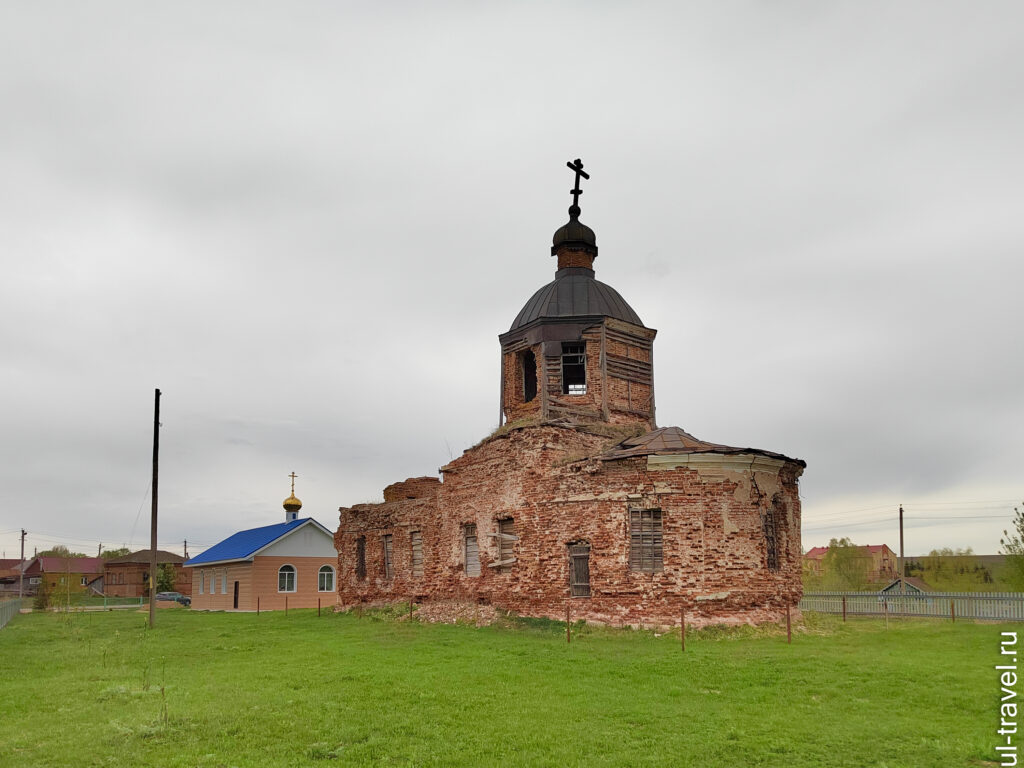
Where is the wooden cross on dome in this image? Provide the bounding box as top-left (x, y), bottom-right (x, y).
top-left (566, 158), bottom-right (590, 210)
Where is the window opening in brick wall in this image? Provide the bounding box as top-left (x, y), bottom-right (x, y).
top-left (464, 523), bottom-right (481, 577)
top-left (318, 565), bottom-right (335, 592)
top-left (355, 537), bottom-right (366, 581)
top-left (410, 531), bottom-right (424, 578)
top-left (198, 570), bottom-right (204, 595)
top-left (488, 518), bottom-right (517, 573)
top-left (278, 564), bottom-right (296, 593)
top-left (383, 534), bottom-right (394, 579)
top-left (521, 350), bottom-right (537, 402)
top-left (569, 542), bottom-right (591, 597)
top-left (221, 572), bottom-right (227, 594)
top-left (561, 343), bottom-right (587, 395)
top-left (764, 495), bottom-right (782, 572)
top-left (629, 509), bottom-right (664, 572)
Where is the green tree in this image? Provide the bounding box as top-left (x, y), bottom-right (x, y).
top-left (156, 564), bottom-right (176, 593)
top-left (821, 537), bottom-right (870, 590)
top-left (1000, 503), bottom-right (1024, 590)
top-left (101, 547), bottom-right (131, 560)
top-left (36, 545), bottom-right (87, 558)
top-left (32, 578), bottom-right (52, 610)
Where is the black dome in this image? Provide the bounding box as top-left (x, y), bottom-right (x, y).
top-left (551, 204), bottom-right (597, 256)
top-left (509, 268), bottom-right (643, 331)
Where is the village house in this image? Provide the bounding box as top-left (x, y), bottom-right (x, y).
top-left (185, 477), bottom-right (337, 611)
top-left (336, 161), bottom-right (806, 628)
top-left (0, 559), bottom-right (25, 596)
top-left (804, 544), bottom-right (898, 582)
top-left (22, 557), bottom-right (104, 597)
top-left (103, 550), bottom-right (191, 598)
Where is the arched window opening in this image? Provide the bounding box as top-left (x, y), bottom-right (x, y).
top-left (318, 565), bottom-right (335, 592)
top-left (278, 564), bottom-right (296, 593)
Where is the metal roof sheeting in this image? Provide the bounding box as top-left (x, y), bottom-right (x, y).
top-left (600, 426), bottom-right (805, 467)
top-left (184, 518), bottom-right (328, 566)
top-left (509, 268), bottom-right (643, 330)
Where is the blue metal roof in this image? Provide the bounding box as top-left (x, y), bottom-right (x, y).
top-left (185, 518), bottom-right (326, 566)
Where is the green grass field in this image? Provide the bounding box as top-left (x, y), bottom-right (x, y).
top-left (0, 607), bottom-right (1004, 767)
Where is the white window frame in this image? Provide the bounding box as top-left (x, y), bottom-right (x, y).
top-left (198, 570), bottom-right (204, 594)
top-left (278, 564), bottom-right (297, 593)
top-left (221, 571), bottom-right (227, 594)
top-left (318, 565), bottom-right (335, 592)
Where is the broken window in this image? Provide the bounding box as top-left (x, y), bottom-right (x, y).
top-left (355, 537), bottom-right (366, 581)
top-left (569, 542), bottom-right (591, 597)
top-left (490, 518), bottom-right (517, 574)
top-left (764, 496), bottom-right (782, 572)
top-left (629, 509), bottom-right (663, 573)
top-left (464, 523), bottom-right (480, 577)
top-left (410, 531), bottom-right (424, 578)
top-left (383, 534), bottom-right (394, 579)
top-left (561, 343), bottom-right (586, 395)
top-left (520, 350), bottom-right (537, 402)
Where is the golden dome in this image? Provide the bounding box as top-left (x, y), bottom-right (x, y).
top-left (283, 493), bottom-right (302, 512)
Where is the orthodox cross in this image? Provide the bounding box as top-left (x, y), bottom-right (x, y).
top-left (566, 158), bottom-right (590, 210)
top-left (289, 471), bottom-right (298, 494)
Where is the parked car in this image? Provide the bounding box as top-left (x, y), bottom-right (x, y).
top-left (155, 591), bottom-right (191, 606)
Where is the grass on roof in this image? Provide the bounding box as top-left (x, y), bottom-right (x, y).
top-left (0, 607), bottom-right (1000, 767)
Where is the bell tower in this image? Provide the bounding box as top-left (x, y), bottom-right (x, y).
top-left (498, 160), bottom-right (657, 428)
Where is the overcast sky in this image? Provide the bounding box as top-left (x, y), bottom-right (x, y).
top-left (1, 2), bottom-right (1021, 562)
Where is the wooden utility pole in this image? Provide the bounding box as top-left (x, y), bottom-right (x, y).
top-left (18, 529), bottom-right (26, 600)
top-left (898, 504), bottom-right (905, 593)
top-left (148, 388), bottom-right (161, 629)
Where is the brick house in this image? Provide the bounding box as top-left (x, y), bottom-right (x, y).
top-left (103, 550), bottom-right (191, 598)
top-left (23, 557), bottom-right (104, 596)
top-left (336, 164), bottom-right (806, 628)
top-left (185, 485), bottom-right (337, 611)
top-left (804, 544), bottom-right (898, 582)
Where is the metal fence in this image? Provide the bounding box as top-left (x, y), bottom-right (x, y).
top-left (0, 598), bottom-right (22, 629)
top-left (801, 591), bottom-right (1024, 621)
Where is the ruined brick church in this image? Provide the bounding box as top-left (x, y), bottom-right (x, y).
top-left (336, 160), bottom-right (805, 627)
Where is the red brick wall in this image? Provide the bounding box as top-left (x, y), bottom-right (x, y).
top-left (104, 563), bottom-right (190, 598)
top-left (336, 425), bottom-right (803, 628)
top-left (501, 319), bottom-right (656, 428)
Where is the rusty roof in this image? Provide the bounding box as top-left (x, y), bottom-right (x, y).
top-left (600, 426), bottom-right (805, 466)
